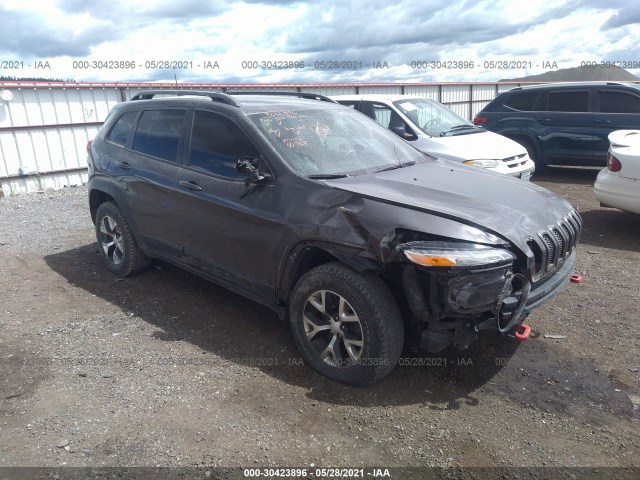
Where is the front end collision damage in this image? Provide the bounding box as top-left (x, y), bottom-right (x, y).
top-left (390, 227), bottom-right (579, 352)
top-left (313, 167), bottom-right (582, 353)
top-left (336, 197), bottom-right (540, 352)
top-left (279, 199), bottom-right (535, 353)
top-left (276, 167), bottom-right (581, 355)
top-left (395, 239), bottom-right (533, 352)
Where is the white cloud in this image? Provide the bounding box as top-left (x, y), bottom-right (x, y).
top-left (0, 0), bottom-right (638, 82)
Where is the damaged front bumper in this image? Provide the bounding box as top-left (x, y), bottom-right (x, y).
top-left (398, 241), bottom-right (577, 353)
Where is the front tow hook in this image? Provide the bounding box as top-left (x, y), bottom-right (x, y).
top-left (513, 323), bottom-right (531, 342)
top-left (496, 273), bottom-right (531, 334)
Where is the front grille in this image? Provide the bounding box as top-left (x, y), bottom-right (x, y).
top-left (527, 210), bottom-right (582, 281)
top-left (541, 233), bottom-right (556, 264)
top-left (551, 228), bottom-right (566, 259)
top-left (502, 153), bottom-right (528, 168)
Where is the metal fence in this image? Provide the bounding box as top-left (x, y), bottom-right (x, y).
top-left (0, 81), bottom-right (530, 195)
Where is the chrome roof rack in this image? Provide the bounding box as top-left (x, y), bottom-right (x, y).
top-left (225, 91), bottom-right (337, 103)
top-left (130, 90), bottom-right (240, 107)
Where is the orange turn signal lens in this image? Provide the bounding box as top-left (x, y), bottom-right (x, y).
top-left (404, 252), bottom-right (457, 267)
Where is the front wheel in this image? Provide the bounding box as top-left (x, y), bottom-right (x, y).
top-left (289, 263), bottom-right (404, 385)
top-left (95, 201), bottom-right (150, 277)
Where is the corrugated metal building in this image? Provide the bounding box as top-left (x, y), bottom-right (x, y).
top-left (0, 81), bottom-right (525, 195)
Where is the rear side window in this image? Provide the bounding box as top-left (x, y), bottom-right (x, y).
top-left (547, 91), bottom-right (589, 112)
top-left (132, 110), bottom-right (186, 162)
top-left (189, 111), bottom-right (260, 178)
top-left (106, 111), bottom-right (137, 146)
top-left (598, 90), bottom-right (640, 113)
top-left (503, 91), bottom-right (539, 111)
top-left (337, 101), bottom-right (358, 109)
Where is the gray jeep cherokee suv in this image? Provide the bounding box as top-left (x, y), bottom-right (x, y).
top-left (87, 90), bottom-right (582, 385)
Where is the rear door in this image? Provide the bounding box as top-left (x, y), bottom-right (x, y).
top-left (594, 88), bottom-right (640, 160)
top-left (108, 108), bottom-right (187, 259)
top-left (536, 88), bottom-right (595, 163)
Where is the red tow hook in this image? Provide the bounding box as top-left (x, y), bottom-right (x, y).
top-left (514, 323), bottom-right (531, 342)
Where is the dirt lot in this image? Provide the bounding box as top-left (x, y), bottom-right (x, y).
top-left (0, 167), bottom-right (639, 475)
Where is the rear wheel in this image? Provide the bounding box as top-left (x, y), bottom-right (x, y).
top-left (95, 201), bottom-right (150, 277)
top-left (289, 263), bottom-right (404, 385)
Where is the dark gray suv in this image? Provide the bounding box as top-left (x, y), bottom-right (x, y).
top-left (87, 90), bottom-right (582, 385)
top-left (475, 82), bottom-right (640, 166)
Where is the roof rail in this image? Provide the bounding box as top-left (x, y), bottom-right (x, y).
top-left (130, 90), bottom-right (240, 107)
top-left (226, 91), bottom-right (337, 103)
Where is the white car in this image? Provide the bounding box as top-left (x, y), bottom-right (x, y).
top-left (332, 95), bottom-right (536, 180)
top-left (594, 130), bottom-right (640, 214)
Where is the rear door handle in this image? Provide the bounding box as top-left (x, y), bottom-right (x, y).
top-left (536, 118), bottom-right (551, 122)
top-left (596, 119), bottom-right (611, 124)
top-left (115, 161), bottom-right (131, 170)
top-left (179, 180), bottom-right (202, 191)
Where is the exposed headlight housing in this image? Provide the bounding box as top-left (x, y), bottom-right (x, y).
top-left (400, 241), bottom-right (515, 268)
top-left (463, 159), bottom-right (500, 168)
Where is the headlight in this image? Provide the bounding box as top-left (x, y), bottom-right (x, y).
top-left (463, 159), bottom-right (500, 168)
top-left (400, 241), bottom-right (515, 268)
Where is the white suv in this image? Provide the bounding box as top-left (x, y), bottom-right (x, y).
top-left (333, 95), bottom-right (536, 180)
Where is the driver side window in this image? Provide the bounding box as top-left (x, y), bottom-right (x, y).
top-left (361, 102), bottom-right (394, 128)
top-left (189, 111), bottom-right (260, 178)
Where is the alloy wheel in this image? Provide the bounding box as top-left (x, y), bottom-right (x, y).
top-left (303, 290), bottom-right (364, 367)
top-left (99, 215), bottom-right (125, 265)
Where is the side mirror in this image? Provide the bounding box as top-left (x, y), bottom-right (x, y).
top-left (236, 156), bottom-right (268, 182)
top-left (235, 156), bottom-right (272, 199)
top-left (390, 126), bottom-right (416, 141)
top-left (390, 126), bottom-right (406, 137)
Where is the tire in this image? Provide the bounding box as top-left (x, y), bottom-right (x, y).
top-left (517, 137), bottom-right (548, 169)
top-left (289, 262), bottom-right (404, 386)
top-left (95, 201), bottom-right (150, 277)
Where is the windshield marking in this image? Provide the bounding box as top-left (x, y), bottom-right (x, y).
top-left (314, 121), bottom-right (331, 144)
top-left (250, 108), bottom-right (426, 177)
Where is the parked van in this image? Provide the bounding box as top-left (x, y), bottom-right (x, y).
top-left (333, 94), bottom-right (535, 180)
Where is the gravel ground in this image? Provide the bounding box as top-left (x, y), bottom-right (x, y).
top-left (0, 168), bottom-right (639, 475)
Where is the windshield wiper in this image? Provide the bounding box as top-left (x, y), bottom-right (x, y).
top-left (446, 124), bottom-right (475, 131)
top-left (307, 173), bottom-right (350, 179)
top-left (440, 124), bottom-right (480, 136)
top-left (374, 161), bottom-right (416, 173)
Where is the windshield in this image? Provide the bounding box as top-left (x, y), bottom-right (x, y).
top-left (392, 98), bottom-right (473, 137)
top-left (249, 107), bottom-right (427, 177)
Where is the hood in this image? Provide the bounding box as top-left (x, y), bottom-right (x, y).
top-left (324, 159), bottom-right (574, 252)
top-left (413, 130), bottom-right (526, 162)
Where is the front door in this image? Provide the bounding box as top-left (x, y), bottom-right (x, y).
top-left (173, 110), bottom-right (285, 301)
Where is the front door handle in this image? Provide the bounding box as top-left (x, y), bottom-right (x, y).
top-left (179, 180), bottom-right (202, 191)
top-left (115, 161), bottom-right (131, 170)
top-left (536, 118), bottom-right (551, 122)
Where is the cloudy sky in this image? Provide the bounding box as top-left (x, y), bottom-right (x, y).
top-left (0, 0), bottom-right (639, 84)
